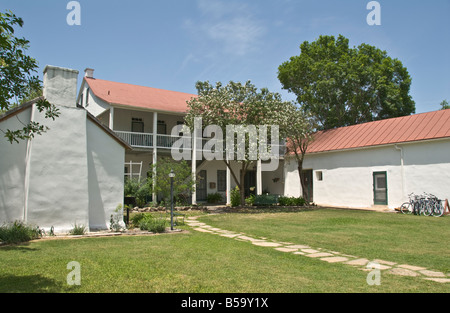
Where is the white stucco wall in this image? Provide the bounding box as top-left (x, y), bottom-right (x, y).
top-left (1, 66), bottom-right (127, 233)
top-left (284, 140), bottom-right (450, 209)
top-left (87, 118), bottom-right (125, 230)
top-left (0, 108), bottom-right (31, 222)
top-left (26, 105), bottom-right (90, 233)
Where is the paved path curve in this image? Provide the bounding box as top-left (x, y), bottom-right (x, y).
top-left (185, 215), bottom-right (450, 284)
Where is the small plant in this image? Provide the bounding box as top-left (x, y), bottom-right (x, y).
top-left (110, 204), bottom-right (125, 232)
top-left (278, 196), bottom-right (306, 206)
top-left (207, 192), bottom-right (223, 204)
top-left (230, 186), bottom-right (241, 207)
top-left (129, 212), bottom-right (146, 228)
top-left (69, 223), bottom-right (87, 236)
top-left (245, 194), bottom-right (256, 206)
top-left (0, 221), bottom-right (42, 244)
top-left (139, 214), bottom-right (167, 233)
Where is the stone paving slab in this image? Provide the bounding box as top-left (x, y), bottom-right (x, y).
top-left (345, 258), bottom-right (370, 266)
top-left (373, 259), bottom-right (397, 266)
top-left (419, 270), bottom-right (446, 277)
top-left (220, 233), bottom-right (240, 238)
top-left (275, 247), bottom-right (299, 253)
top-left (252, 241), bottom-right (283, 247)
top-left (320, 256), bottom-right (349, 263)
top-left (193, 227), bottom-right (213, 233)
top-left (301, 248), bottom-right (320, 254)
top-left (424, 278), bottom-right (450, 283)
top-left (388, 268), bottom-right (420, 277)
top-left (285, 245), bottom-right (310, 249)
top-left (398, 264), bottom-right (427, 271)
top-left (186, 222), bottom-right (206, 226)
top-left (238, 235), bottom-right (262, 242)
top-left (306, 252), bottom-right (335, 258)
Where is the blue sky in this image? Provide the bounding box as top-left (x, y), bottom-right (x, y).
top-left (3, 0), bottom-right (450, 113)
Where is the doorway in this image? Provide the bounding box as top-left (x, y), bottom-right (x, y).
top-left (196, 170), bottom-right (207, 202)
top-left (301, 170), bottom-right (313, 203)
top-left (373, 171), bottom-right (388, 205)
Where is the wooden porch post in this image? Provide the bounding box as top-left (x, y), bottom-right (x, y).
top-left (256, 159), bottom-right (262, 195)
top-left (152, 112), bottom-right (158, 204)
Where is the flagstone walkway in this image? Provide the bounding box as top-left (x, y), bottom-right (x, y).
top-left (185, 216), bottom-right (450, 284)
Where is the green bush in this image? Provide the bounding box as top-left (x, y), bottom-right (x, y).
top-left (69, 223), bottom-right (87, 235)
top-left (245, 194), bottom-right (256, 206)
top-left (207, 193), bottom-right (223, 204)
top-left (139, 214), bottom-right (167, 233)
top-left (124, 178), bottom-right (152, 208)
top-left (0, 221), bottom-right (42, 244)
top-left (230, 186), bottom-right (241, 207)
top-left (130, 213), bottom-right (146, 228)
top-left (279, 196), bottom-right (306, 206)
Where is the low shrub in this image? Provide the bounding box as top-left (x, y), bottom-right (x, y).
top-left (207, 193), bottom-right (223, 204)
top-left (245, 194), bottom-right (256, 206)
top-left (69, 223), bottom-right (87, 235)
top-left (230, 186), bottom-right (241, 207)
top-left (130, 212), bottom-right (147, 228)
top-left (279, 196), bottom-right (306, 206)
top-left (0, 221), bottom-right (42, 244)
top-left (139, 214), bottom-right (167, 233)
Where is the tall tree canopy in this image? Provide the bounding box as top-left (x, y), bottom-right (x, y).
top-left (0, 10), bottom-right (59, 143)
top-left (186, 80), bottom-right (290, 205)
top-left (278, 35), bottom-right (415, 130)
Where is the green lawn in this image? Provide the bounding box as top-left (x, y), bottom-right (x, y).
top-left (0, 208), bottom-right (448, 293)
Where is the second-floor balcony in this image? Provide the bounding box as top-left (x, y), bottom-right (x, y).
top-left (114, 130), bottom-right (286, 156)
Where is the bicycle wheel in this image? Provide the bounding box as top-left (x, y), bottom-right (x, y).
top-left (400, 202), bottom-right (412, 214)
top-left (433, 203), bottom-right (444, 217)
top-left (423, 202), bottom-right (432, 216)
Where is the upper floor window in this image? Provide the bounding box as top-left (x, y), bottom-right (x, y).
top-left (157, 120), bottom-right (166, 135)
top-left (132, 118), bottom-right (144, 133)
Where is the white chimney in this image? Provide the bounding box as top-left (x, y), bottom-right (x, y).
top-left (43, 65), bottom-right (79, 107)
top-left (84, 68), bottom-right (94, 78)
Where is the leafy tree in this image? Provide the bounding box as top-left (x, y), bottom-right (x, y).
top-left (186, 81), bottom-right (289, 205)
top-left (0, 10), bottom-right (59, 143)
top-left (148, 158), bottom-right (197, 205)
top-left (440, 100), bottom-right (449, 110)
top-left (279, 103), bottom-right (316, 201)
top-left (278, 35), bottom-right (415, 130)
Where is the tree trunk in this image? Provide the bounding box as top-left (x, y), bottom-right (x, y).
top-left (239, 163), bottom-right (246, 206)
top-left (296, 151), bottom-right (309, 203)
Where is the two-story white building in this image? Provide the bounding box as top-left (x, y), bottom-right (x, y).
top-left (77, 69), bottom-right (286, 205)
top-left (77, 68), bottom-right (450, 211)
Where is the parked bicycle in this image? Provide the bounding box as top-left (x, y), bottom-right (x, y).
top-left (400, 192), bottom-right (444, 217)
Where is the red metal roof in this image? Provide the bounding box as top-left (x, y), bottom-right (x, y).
top-left (307, 109), bottom-right (450, 154)
top-left (85, 77), bottom-right (197, 113)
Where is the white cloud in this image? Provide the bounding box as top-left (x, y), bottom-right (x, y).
top-left (185, 0), bottom-right (266, 57)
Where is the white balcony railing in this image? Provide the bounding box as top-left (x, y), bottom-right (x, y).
top-left (114, 130), bottom-right (286, 155)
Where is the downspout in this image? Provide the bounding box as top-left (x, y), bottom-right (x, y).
top-left (395, 144), bottom-right (405, 203)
